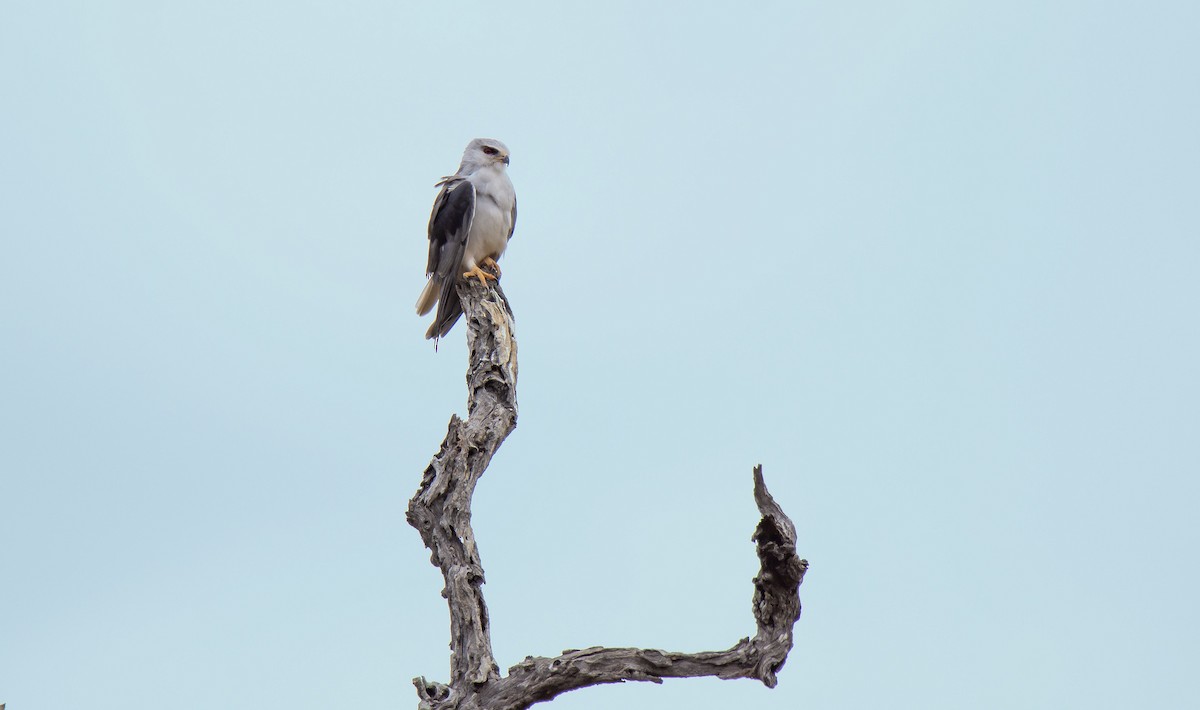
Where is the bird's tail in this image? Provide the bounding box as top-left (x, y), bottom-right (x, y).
top-left (415, 277), bottom-right (439, 316)
top-left (426, 278), bottom-right (463, 340)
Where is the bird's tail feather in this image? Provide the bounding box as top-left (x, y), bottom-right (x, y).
top-left (426, 277), bottom-right (464, 340)
top-left (415, 277), bottom-right (439, 316)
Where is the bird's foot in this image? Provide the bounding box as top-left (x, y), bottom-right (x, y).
top-left (482, 257), bottom-right (502, 277)
top-left (462, 266), bottom-right (498, 286)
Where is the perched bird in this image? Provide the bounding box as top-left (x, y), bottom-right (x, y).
top-left (416, 138), bottom-right (517, 341)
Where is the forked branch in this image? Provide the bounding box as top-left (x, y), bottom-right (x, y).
top-left (407, 279), bottom-right (807, 710)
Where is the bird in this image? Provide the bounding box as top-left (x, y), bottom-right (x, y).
top-left (416, 138), bottom-right (517, 341)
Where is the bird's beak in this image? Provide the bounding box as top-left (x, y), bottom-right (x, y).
top-left (502, 155), bottom-right (510, 165)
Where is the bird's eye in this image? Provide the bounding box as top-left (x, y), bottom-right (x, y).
top-left (481, 146), bottom-right (499, 156)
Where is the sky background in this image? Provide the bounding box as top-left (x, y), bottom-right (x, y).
top-left (2, 1), bottom-right (1198, 708)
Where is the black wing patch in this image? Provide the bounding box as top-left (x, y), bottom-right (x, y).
top-left (426, 178), bottom-right (475, 276)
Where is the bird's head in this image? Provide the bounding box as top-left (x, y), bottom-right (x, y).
top-left (461, 138), bottom-right (511, 171)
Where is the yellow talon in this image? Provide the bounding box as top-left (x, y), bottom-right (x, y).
top-left (482, 257), bottom-right (502, 277)
top-left (462, 266), bottom-right (498, 286)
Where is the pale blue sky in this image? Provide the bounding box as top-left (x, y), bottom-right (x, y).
top-left (2, 2), bottom-right (1198, 709)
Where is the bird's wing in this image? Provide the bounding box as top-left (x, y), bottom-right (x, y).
top-left (425, 178), bottom-right (477, 340)
top-left (508, 195), bottom-right (517, 240)
top-left (426, 177), bottom-right (476, 278)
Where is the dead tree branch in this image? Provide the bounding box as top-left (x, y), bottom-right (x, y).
top-left (407, 279), bottom-right (807, 710)
top-left (407, 278), bottom-right (517, 697)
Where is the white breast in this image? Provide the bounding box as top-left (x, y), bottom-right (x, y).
top-left (463, 168), bottom-right (515, 271)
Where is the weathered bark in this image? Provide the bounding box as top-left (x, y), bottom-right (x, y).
top-left (407, 278), bottom-right (517, 695)
top-left (408, 278), bottom-right (807, 710)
